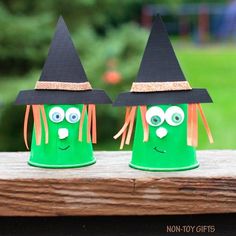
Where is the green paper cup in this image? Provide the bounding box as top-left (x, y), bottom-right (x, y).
top-left (29, 104), bottom-right (95, 168)
top-left (131, 104), bottom-right (198, 171)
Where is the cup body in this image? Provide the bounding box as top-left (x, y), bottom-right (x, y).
top-left (29, 104), bottom-right (95, 168)
top-left (131, 104), bottom-right (198, 171)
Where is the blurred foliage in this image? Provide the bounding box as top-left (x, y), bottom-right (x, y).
top-left (0, 0), bottom-right (235, 151)
top-left (0, 0), bottom-right (228, 73)
top-left (2, 0), bottom-right (219, 73)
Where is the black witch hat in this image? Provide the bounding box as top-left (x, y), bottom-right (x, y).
top-left (113, 14), bottom-right (212, 106)
top-left (16, 16), bottom-right (111, 105)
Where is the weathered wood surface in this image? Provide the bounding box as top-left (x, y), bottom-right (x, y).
top-left (0, 150), bottom-right (235, 216)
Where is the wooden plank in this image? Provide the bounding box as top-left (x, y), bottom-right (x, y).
top-left (0, 150), bottom-right (235, 216)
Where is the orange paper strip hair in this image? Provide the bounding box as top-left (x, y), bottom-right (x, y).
top-left (114, 106), bottom-right (137, 149)
top-left (125, 106), bottom-right (137, 145)
top-left (120, 106), bottom-right (131, 149)
top-left (140, 106), bottom-right (149, 142)
top-left (87, 105), bottom-right (92, 143)
top-left (197, 104), bottom-right (214, 144)
top-left (40, 105), bottom-right (49, 144)
top-left (114, 107), bottom-right (134, 140)
top-left (23, 105), bottom-right (31, 150)
top-left (79, 104), bottom-right (87, 142)
top-left (187, 104), bottom-right (198, 147)
top-left (192, 104), bottom-right (198, 147)
top-left (91, 104), bottom-right (97, 144)
top-left (32, 105), bottom-right (42, 146)
top-left (187, 104), bottom-right (193, 146)
top-left (87, 104), bottom-right (97, 143)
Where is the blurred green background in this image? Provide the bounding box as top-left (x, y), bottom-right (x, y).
top-left (0, 0), bottom-right (235, 151)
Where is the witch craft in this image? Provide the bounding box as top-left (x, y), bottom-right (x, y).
top-left (113, 15), bottom-right (213, 171)
top-left (15, 17), bottom-right (111, 168)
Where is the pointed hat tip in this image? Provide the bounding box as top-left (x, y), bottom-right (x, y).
top-left (57, 15), bottom-right (65, 24)
top-left (153, 13), bottom-right (163, 23)
top-left (151, 13), bottom-right (166, 32)
top-left (55, 15), bottom-right (70, 33)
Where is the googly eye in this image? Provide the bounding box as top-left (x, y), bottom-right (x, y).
top-left (66, 108), bottom-right (81, 123)
top-left (146, 106), bottom-right (165, 126)
top-left (49, 107), bottom-right (65, 123)
top-left (165, 106), bottom-right (184, 126)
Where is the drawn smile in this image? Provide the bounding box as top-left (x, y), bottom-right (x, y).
top-left (153, 147), bottom-right (166, 154)
top-left (59, 145), bottom-right (70, 151)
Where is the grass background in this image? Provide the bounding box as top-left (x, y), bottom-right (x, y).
top-left (0, 42), bottom-right (235, 150)
top-left (177, 44), bottom-right (236, 149)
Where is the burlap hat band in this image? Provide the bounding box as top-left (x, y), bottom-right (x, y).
top-left (130, 81), bottom-right (192, 92)
top-left (35, 81), bottom-right (92, 91)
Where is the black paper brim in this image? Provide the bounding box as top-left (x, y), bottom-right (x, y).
top-left (15, 89), bottom-right (112, 105)
top-left (113, 89), bottom-right (212, 106)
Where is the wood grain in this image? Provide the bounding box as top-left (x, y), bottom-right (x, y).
top-left (0, 150), bottom-right (235, 216)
